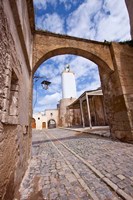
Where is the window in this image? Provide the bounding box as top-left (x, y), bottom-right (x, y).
top-left (9, 70), bottom-right (19, 116)
top-left (1, 69), bottom-right (19, 124)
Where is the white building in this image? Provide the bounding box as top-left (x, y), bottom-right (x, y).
top-left (32, 109), bottom-right (59, 129)
top-left (59, 65), bottom-right (77, 126)
top-left (32, 112), bottom-right (47, 129)
top-left (62, 65), bottom-right (77, 98)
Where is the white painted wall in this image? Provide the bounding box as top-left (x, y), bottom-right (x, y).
top-left (33, 112), bottom-right (47, 129)
top-left (33, 109), bottom-right (59, 129)
top-left (45, 109), bottom-right (59, 126)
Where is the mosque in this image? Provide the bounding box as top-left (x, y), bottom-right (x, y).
top-left (32, 65), bottom-right (108, 129)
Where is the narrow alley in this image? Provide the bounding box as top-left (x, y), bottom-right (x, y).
top-left (17, 129), bottom-right (133, 200)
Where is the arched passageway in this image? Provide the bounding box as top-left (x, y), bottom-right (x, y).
top-left (33, 31), bottom-right (114, 73)
top-left (33, 31), bottom-right (133, 141)
top-left (48, 119), bottom-right (56, 129)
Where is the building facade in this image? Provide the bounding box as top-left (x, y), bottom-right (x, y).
top-left (32, 109), bottom-right (59, 129)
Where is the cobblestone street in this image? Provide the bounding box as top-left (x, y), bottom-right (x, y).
top-left (18, 129), bottom-right (133, 200)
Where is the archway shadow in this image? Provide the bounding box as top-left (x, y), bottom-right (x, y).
top-left (32, 130), bottom-right (120, 146)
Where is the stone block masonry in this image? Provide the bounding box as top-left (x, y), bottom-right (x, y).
top-left (0, 0), bottom-right (32, 199)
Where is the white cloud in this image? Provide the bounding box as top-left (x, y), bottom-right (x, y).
top-left (37, 64), bottom-right (59, 79)
top-left (66, 0), bottom-right (131, 41)
top-left (34, 0), bottom-right (47, 10)
top-left (34, 0), bottom-right (131, 40)
top-left (34, 0), bottom-right (57, 10)
top-left (70, 57), bottom-right (101, 96)
top-left (34, 0), bottom-right (77, 11)
top-left (66, 0), bottom-right (103, 39)
top-left (38, 92), bottom-right (61, 106)
top-left (95, 0), bottom-right (131, 41)
top-left (67, 56), bottom-right (98, 79)
top-left (36, 13), bottom-right (64, 33)
top-left (60, 0), bottom-right (80, 11)
top-left (77, 79), bottom-right (101, 97)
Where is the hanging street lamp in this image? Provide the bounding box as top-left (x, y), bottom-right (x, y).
top-left (41, 80), bottom-right (51, 90)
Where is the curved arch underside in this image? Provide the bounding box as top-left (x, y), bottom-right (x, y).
top-left (33, 31), bottom-right (114, 73)
top-left (32, 31), bottom-right (133, 141)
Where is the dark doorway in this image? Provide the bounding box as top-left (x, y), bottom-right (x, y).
top-left (48, 119), bottom-right (56, 129)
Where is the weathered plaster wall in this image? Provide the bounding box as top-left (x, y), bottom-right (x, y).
top-left (89, 96), bottom-right (107, 126)
top-left (45, 109), bottom-right (59, 128)
top-left (73, 109), bottom-right (82, 126)
top-left (66, 108), bottom-right (82, 127)
top-left (0, 0), bottom-right (32, 199)
top-left (59, 98), bottom-right (76, 127)
top-left (82, 100), bottom-right (89, 127)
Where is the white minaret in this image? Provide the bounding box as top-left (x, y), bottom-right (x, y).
top-left (62, 65), bottom-right (77, 99)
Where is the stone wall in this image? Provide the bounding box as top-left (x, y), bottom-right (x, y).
top-left (59, 98), bottom-right (76, 127)
top-left (89, 96), bottom-right (108, 126)
top-left (66, 108), bottom-right (82, 127)
top-left (125, 0), bottom-right (133, 38)
top-left (99, 42), bottom-right (133, 141)
top-left (112, 43), bottom-right (133, 140)
top-left (0, 0), bottom-right (32, 199)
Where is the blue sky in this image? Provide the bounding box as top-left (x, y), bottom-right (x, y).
top-left (33, 0), bottom-right (131, 113)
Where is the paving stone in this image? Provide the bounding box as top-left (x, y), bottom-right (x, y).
top-left (117, 174), bottom-right (126, 180)
top-left (130, 177), bottom-right (133, 181)
top-left (18, 129), bottom-right (133, 200)
top-left (50, 129), bottom-right (133, 199)
top-left (111, 176), bottom-right (121, 184)
top-left (124, 185), bottom-right (133, 196)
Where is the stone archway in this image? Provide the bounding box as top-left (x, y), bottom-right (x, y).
top-left (33, 31), bottom-right (133, 141)
top-left (48, 119), bottom-right (56, 129)
top-left (33, 31), bottom-right (114, 73)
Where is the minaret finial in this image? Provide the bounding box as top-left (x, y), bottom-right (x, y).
top-left (65, 64), bottom-right (70, 72)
